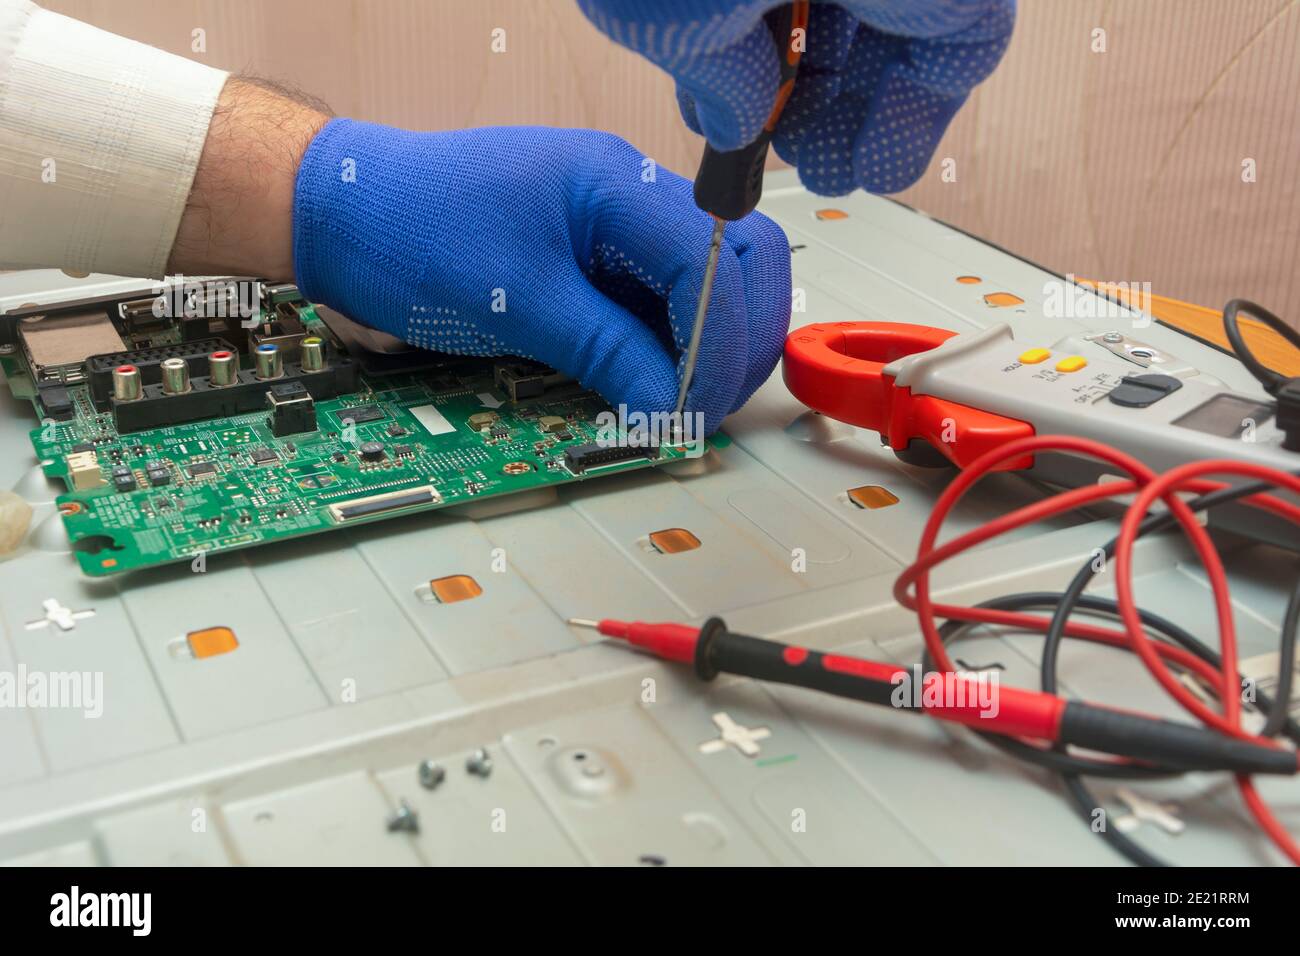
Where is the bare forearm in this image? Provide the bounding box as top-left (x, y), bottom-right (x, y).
top-left (167, 77), bottom-right (330, 281)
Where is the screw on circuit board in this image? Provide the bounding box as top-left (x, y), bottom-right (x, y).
top-left (417, 760), bottom-right (446, 790)
top-left (386, 799), bottom-right (420, 834)
top-left (0, 344), bottom-right (14, 355)
top-left (466, 748), bottom-right (493, 778)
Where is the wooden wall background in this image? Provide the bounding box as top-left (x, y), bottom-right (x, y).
top-left (43, 0), bottom-right (1300, 328)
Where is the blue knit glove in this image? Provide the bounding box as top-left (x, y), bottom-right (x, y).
top-left (578, 0), bottom-right (1015, 195)
top-left (293, 122), bottom-right (791, 435)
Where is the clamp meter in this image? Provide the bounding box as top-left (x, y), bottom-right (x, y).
top-left (783, 320), bottom-right (1299, 551)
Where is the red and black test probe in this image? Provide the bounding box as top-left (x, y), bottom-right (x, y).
top-left (569, 616), bottom-right (1298, 776)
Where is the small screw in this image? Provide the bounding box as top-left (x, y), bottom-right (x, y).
top-left (418, 759), bottom-right (446, 790)
top-left (466, 747), bottom-right (494, 778)
top-left (1102, 331), bottom-right (1124, 343)
top-left (0, 344), bottom-right (14, 355)
top-left (386, 799), bottom-right (420, 834)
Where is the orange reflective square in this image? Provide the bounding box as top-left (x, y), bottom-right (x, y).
top-left (429, 574), bottom-right (483, 603)
top-left (648, 528), bottom-right (701, 554)
top-left (187, 626), bottom-right (239, 659)
top-left (848, 485), bottom-right (899, 510)
top-left (983, 291), bottom-right (1024, 308)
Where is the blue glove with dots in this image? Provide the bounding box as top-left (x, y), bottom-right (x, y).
top-left (293, 122), bottom-right (791, 436)
top-left (578, 0), bottom-right (1015, 195)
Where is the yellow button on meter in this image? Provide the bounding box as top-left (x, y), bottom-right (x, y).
top-left (1055, 356), bottom-right (1088, 373)
top-left (1018, 348), bottom-right (1051, 364)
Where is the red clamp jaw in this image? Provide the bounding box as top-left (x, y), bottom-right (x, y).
top-left (782, 322), bottom-right (1035, 470)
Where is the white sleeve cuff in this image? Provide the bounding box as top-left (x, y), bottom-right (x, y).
top-left (0, 2), bottom-right (228, 278)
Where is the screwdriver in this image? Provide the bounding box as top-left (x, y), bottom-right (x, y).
top-left (672, 1), bottom-right (810, 444)
top-left (568, 616), bottom-right (1300, 776)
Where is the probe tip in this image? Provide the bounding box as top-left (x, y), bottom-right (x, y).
top-left (567, 618), bottom-right (600, 630)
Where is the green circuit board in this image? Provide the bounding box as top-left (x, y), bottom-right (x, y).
top-left (14, 300), bottom-right (713, 577)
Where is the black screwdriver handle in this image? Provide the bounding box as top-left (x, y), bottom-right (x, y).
top-left (693, 1), bottom-right (809, 222)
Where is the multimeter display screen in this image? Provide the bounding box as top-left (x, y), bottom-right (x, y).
top-left (1172, 394), bottom-right (1274, 438)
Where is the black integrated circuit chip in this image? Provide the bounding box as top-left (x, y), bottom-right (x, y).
top-left (337, 404), bottom-right (385, 424)
top-left (250, 447), bottom-right (278, 464)
top-left (187, 461), bottom-right (218, 478)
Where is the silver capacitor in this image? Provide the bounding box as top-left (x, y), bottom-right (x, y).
top-left (112, 364), bottom-right (142, 402)
top-left (209, 350), bottom-right (237, 387)
top-left (160, 357), bottom-right (190, 394)
top-left (254, 344), bottom-right (283, 380)
top-left (300, 336), bottom-right (326, 372)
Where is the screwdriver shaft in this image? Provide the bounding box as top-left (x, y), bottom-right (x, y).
top-left (672, 216), bottom-right (726, 444)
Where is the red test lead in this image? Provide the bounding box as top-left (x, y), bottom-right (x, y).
top-left (569, 616), bottom-right (1298, 777)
